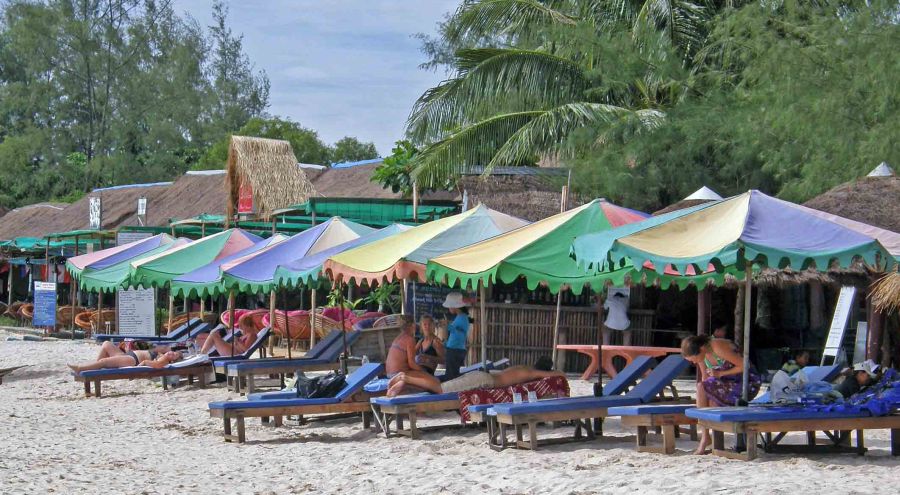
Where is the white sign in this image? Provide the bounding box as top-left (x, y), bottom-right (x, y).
top-left (116, 288), bottom-right (156, 336)
top-left (852, 322), bottom-right (868, 365)
top-left (116, 231), bottom-right (153, 247)
top-left (822, 286), bottom-right (856, 363)
top-left (89, 197), bottom-right (102, 230)
top-left (137, 197), bottom-right (147, 216)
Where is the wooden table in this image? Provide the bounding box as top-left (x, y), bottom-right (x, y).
top-left (556, 344), bottom-right (681, 380)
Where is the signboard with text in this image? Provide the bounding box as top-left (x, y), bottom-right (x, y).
top-left (89, 197), bottom-right (102, 230)
top-left (33, 282), bottom-right (57, 327)
top-left (116, 288), bottom-right (156, 336)
top-left (822, 286), bottom-right (856, 364)
top-left (116, 230), bottom-right (154, 247)
top-left (237, 179), bottom-right (254, 214)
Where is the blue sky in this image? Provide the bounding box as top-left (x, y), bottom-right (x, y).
top-left (175, 1), bottom-right (458, 156)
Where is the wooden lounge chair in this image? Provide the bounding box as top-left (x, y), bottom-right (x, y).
top-left (208, 363), bottom-right (384, 443)
top-left (490, 354), bottom-right (690, 450)
top-left (752, 364), bottom-right (842, 403)
top-left (92, 318), bottom-right (205, 343)
top-left (212, 329), bottom-right (343, 378)
top-left (686, 406), bottom-right (900, 460)
top-left (73, 355), bottom-right (212, 398)
top-left (223, 330), bottom-right (360, 394)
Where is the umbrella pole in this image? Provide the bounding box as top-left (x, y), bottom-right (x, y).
top-left (71, 235), bottom-right (78, 335)
top-left (97, 291), bottom-right (104, 336)
top-left (228, 289), bottom-right (236, 357)
top-left (268, 290), bottom-right (276, 356)
top-left (167, 292), bottom-right (175, 333)
top-left (741, 262), bottom-right (752, 402)
top-left (199, 298), bottom-right (205, 318)
top-left (338, 283), bottom-right (348, 375)
top-left (551, 290), bottom-right (563, 369)
top-left (310, 288), bottom-right (317, 349)
top-left (282, 288), bottom-right (292, 360)
top-left (480, 283), bottom-right (487, 370)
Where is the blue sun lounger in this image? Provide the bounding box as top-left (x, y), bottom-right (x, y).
top-left (489, 355), bottom-right (690, 450)
top-left (606, 364), bottom-right (845, 454)
top-left (685, 405), bottom-right (900, 460)
top-left (222, 330), bottom-right (361, 395)
top-left (208, 363), bottom-right (384, 443)
top-left (92, 318), bottom-right (205, 343)
top-left (73, 354), bottom-right (213, 398)
top-left (206, 328), bottom-right (272, 370)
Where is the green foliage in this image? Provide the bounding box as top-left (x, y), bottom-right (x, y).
top-left (331, 137), bottom-right (378, 164)
top-left (0, 0), bottom-right (269, 208)
top-left (362, 283), bottom-right (400, 314)
top-left (372, 140), bottom-right (456, 197)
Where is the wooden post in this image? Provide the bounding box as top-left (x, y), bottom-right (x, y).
top-left (6, 264), bottom-right (12, 306)
top-left (167, 292), bottom-right (175, 332)
top-left (597, 291), bottom-right (605, 387)
top-left (282, 288), bottom-right (292, 360)
top-left (401, 279), bottom-right (408, 315)
top-left (734, 284), bottom-right (745, 349)
top-left (268, 290), bottom-right (276, 355)
top-left (551, 290), bottom-right (563, 368)
top-left (228, 289), bottom-right (236, 357)
top-left (480, 283), bottom-right (488, 368)
top-left (97, 291), bottom-right (104, 335)
top-left (697, 287), bottom-right (709, 335)
top-left (741, 262), bottom-right (752, 402)
top-left (412, 182), bottom-right (419, 223)
top-left (309, 288), bottom-right (317, 349)
top-left (71, 235), bottom-right (79, 332)
top-left (201, 222), bottom-right (206, 238)
top-left (338, 283), bottom-right (348, 375)
top-left (199, 298), bottom-right (205, 318)
top-left (867, 298), bottom-right (883, 362)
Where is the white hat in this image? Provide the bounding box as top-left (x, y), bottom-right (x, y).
top-left (442, 292), bottom-right (468, 309)
top-left (853, 359), bottom-right (879, 378)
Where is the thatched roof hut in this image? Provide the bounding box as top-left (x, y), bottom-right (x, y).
top-left (458, 167), bottom-right (572, 221)
top-left (0, 203), bottom-right (70, 239)
top-left (803, 174), bottom-right (900, 233)
top-left (225, 136), bottom-right (316, 219)
top-left (308, 162), bottom-right (395, 199)
top-left (61, 182), bottom-right (172, 231)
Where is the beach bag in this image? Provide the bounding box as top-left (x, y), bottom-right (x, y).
top-left (294, 373), bottom-right (319, 399)
top-left (308, 372), bottom-right (346, 398)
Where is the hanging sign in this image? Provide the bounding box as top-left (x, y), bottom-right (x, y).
top-left (33, 281), bottom-right (57, 327)
top-left (89, 197), bottom-right (102, 230)
top-left (116, 288), bottom-right (156, 336)
top-left (116, 231), bottom-right (153, 247)
top-left (137, 196), bottom-right (147, 226)
top-left (821, 286), bottom-right (856, 364)
top-left (237, 179), bottom-right (254, 214)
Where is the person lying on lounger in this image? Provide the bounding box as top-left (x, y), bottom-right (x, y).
top-left (386, 357), bottom-right (563, 396)
top-left (198, 319), bottom-right (259, 357)
top-left (67, 341), bottom-right (184, 372)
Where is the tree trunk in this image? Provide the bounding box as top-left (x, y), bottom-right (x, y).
top-left (734, 285), bottom-right (745, 348)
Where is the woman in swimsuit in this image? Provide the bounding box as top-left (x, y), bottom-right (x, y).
top-left (415, 315), bottom-right (445, 375)
top-left (198, 318), bottom-right (259, 357)
top-left (681, 334), bottom-right (761, 454)
top-left (386, 360), bottom-right (563, 396)
top-left (68, 341), bottom-right (183, 372)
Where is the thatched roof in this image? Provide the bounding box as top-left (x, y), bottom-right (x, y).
top-left (146, 171), bottom-right (227, 224)
top-left (309, 163), bottom-right (396, 199)
top-left (0, 203), bottom-right (70, 239)
top-left (225, 136), bottom-right (316, 219)
top-left (804, 175), bottom-right (900, 233)
top-left (61, 183), bottom-right (171, 231)
top-left (458, 170), bottom-right (573, 222)
top-left (871, 271), bottom-right (900, 314)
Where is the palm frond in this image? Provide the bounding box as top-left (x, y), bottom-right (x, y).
top-left (634, 0), bottom-right (708, 54)
top-left (447, 0), bottom-right (578, 44)
top-left (407, 48), bottom-right (588, 144)
top-left (410, 111), bottom-right (543, 188)
top-left (490, 102), bottom-right (666, 166)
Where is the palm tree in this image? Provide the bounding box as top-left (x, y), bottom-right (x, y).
top-left (407, 0), bottom-right (717, 187)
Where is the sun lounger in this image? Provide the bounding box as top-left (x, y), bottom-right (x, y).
top-left (207, 328), bottom-right (272, 367)
top-left (222, 331), bottom-right (360, 394)
top-left (607, 404), bottom-right (698, 454)
top-left (469, 355), bottom-right (657, 450)
top-left (73, 354), bottom-right (212, 398)
top-left (686, 406), bottom-right (900, 460)
top-left (208, 362), bottom-right (384, 443)
top-left (362, 358), bottom-right (512, 393)
top-left (92, 318), bottom-right (204, 343)
top-left (489, 355), bottom-right (690, 450)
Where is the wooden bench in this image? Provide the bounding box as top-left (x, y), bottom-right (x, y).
top-left (608, 404), bottom-right (698, 454)
top-left (556, 344), bottom-right (681, 380)
top-left (74, 363), bottom-right (210, 398)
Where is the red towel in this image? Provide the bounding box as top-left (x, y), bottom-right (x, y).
top-left (457, 375), bottom-right (570, 422)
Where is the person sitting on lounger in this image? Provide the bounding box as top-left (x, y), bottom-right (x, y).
top-left (681, 334), bottom-right (762, 455)
top-left (833, 360), bottom-right (879, 399)
top-left (198, 319), bottom-right (259, 357)
top-left (781, 349), bottom-right (810, 375)
top-left (386, 315), bottom-right (425, 376)
top-left (386, 357), bottom-right (563, 396)
top-left (68, 341), bottom-right (183, 372)
top-left (415, 315), bottom-right (445, 375)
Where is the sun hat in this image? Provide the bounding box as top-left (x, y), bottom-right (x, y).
top-left (442, 292), bottom-right (468, 309)
top-left (853, 359), bottom-right (879, 378)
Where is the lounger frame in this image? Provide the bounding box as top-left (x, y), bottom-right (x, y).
top-left (697, 415), bottom-right (900, 460)
top-left (372, 398), bottom-right (465, 439)
top-left (74, 364), bottom-right (211, 398)
top-left (620, 412), bottom-right (698, 454)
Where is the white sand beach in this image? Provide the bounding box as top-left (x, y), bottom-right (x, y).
top-left (1, 332), bottom-right (898, 495)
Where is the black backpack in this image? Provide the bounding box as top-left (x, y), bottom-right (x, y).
top-left (295, 371), bottom-right (346, 399)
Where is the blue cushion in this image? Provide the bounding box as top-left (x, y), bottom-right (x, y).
top-left (607, 404), bottom-right (695, 416)
top-left (209, 328), bottom-right (271, 363)
top-left (77, 363), bottom-right (207, 378)
top-left (686, 406), bottom-right (868, 423)
top-left (305, 330), bottom-right (342, 359)
top-left (752, 365), bottom-right (843, 404)
top-left (625, 354), bottom-right (689, 403)
top-left (467, 403), bottom-right (495, 414)
top-left (227, 358), bottom-right (330, 371)
top-left (371, 393), bottom-right (458, 406)
top-left (602, 355), bottom-right (654, 396)
top-left (491, 395), bottom-right (642, 415)
top-left (247, 390), bottom-right (295, 401)
top-left (209, 396), bottom-right (341, 410)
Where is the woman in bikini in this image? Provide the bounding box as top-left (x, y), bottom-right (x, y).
top-left (415, 315), bottom-right (445, 375)
top-left (386, 360), bottom-right (564, 397)
top-left (681, 334), bottom-right (761, 454)
top-left (198, 318), bottom-right (260, 357)
top-left (68, 341), bottom-right (183, 372)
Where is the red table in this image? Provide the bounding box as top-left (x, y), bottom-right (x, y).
top-left (556, 344), bottom-right (682, 380)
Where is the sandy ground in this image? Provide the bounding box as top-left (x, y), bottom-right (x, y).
top-left (1, 331), bottom-right (898, 495)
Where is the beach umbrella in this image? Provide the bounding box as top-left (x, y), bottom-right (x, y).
top-left (77, 239), bottom-right (190, 294)
top-left (126, 229), bottom-right (262, 289)
top-left (571, 190), bottom-right (895, 400)
top-left (170, 235), bottom-right (286, 299)
top-left (66, 234), bottom-right (174, 279)
top-left (325, 205), bottom-right (529, 368)
top-left (426, 199), bottom-right (649, 371)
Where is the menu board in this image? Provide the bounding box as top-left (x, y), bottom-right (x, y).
top-left (32, 282), bottom-right (57, 327)
top-left (406, 283), bottom-right (459, 321)
top-left (116, 288), bottom-right (156, 336)
top-left (822, 286), bottom-right (856, 363)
